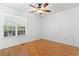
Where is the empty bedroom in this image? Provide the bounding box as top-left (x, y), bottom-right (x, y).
top-left (0, 3), bottom-right (79, 56)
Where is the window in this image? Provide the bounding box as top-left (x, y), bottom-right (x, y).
top-left (4, 14), bottom-right (26, 37)
top-left (4, 25), bottom-right (15, 37)
top-left (17, 26), bottom-right (25, 35)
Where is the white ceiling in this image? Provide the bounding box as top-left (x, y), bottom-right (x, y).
top-left (0, 3), bottom-right (79, 14)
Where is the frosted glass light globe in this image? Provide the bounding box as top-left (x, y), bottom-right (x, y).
top-left (37, 10), bottom-right (43, 14)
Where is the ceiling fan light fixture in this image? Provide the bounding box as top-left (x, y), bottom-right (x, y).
top-left (30, 3), bottom-right (51, 15)
top-left (37, 10), bottom-right (43, 14)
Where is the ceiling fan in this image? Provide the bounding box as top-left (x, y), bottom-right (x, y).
top-left (29, 3), bottom-right (51, 15)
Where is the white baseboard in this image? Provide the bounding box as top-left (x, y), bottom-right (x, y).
top-left (39, 37), bottom-right (79, 47)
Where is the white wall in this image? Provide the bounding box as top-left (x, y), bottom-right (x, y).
top-left (42, 7), bottom-right (79, 47)
top-left (0, 5), bottom-right (40, 49)
top-left (0, 4), bottom-right (79, 49)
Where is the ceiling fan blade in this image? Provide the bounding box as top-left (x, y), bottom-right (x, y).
top-left (30, 10), bottom-right (36, 13)
top-left (30, 4), bottom-right (37, 8)
top-left (44, 3), bottom-right (49, 8)
top-left (38, 3), bottom-right (42, 8)
top-left (43, 10), bottom-right (51, 12)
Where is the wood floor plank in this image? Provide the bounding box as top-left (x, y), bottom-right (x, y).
top-left (0, 39), bottom-right (79, 56)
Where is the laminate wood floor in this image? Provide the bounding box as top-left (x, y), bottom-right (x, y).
top-left (0, 39), bottom-right (79, 56)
